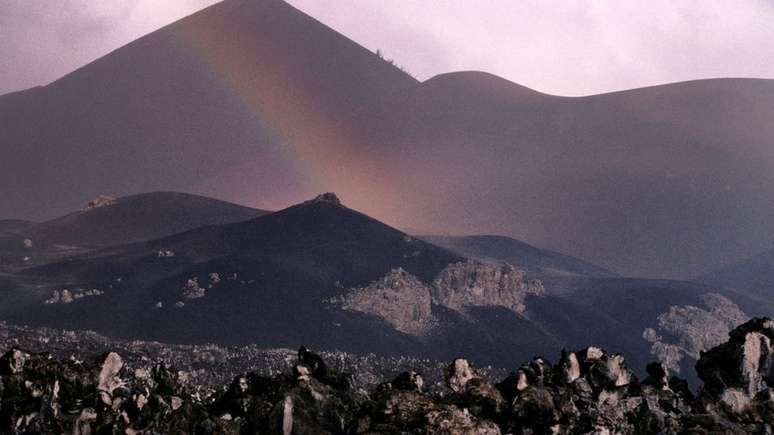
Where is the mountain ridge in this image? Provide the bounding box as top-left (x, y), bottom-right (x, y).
top-left (3, 0), bottom-right (774, 278)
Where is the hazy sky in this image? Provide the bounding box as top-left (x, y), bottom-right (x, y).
top-left (2, 0), bottom-right (774, 96)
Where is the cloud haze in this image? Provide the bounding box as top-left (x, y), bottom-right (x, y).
top-left (2, 0), bottom-right (774, 96)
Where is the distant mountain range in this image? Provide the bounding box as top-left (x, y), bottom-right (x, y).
top-left (422, 235), bottom-right (616, 279)
top-left (1, 0), bottom-right (774, 279)
top-left (0, 192), bottom-right (268, 269)
top-left (698, 247), bottom-right (774, 317)
top-left (0, 191), bottom-right (759, 381)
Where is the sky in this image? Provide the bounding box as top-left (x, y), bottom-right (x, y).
top-left (1, 0), bottom-right (774, 96)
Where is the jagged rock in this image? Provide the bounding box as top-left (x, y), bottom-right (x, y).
top-left (431, 261), bottom-right (544, 314)
top-left (558, 350), bottom-right (581, 384)
top-left (335, 261), bottom-right (544, 336)
top-left (694, 317), bottom-right (774, 430)
top-left (644, 292), bottom-right (748, 373)
top-left (697, 318), bottom-right (774, 398)
top-left (335, 268), bottom-right (435, 335)
top-left (1, 319), bottom-right (773, 433)
top-left (45, 288), bottom-right (105, 305)
top-left (0, 348), bottom-right (29, 375)
top-left (426, 406), bottom-right (501, 435)
top-left (85, 195), bottom-right (116, 210)
top-left (308, 192), bottom-right (342, 206)
top-left (97, 352), bottom-right (125, 405)
top-left (587, 353), bottom-right (633, 390)
top-left (642, 362), bottom-right (670, 390)
top-left (390, 371), bottom-right (424, 392)
top-left (296, 346), bottom-right (328, 380)
top-left (182, 278), bottom-right (206, 299)
top-left (445, 358), bottom-right (476, 393)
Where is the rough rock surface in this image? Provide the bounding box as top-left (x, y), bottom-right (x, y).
top-left (84, 195), bottom-right (116, 211)
top-left (431, 261), bottom-right (544, 314)
top-left (335, 268), bottom-right (435, 335)
top-left (1, 318), bottom-right (773, 433)
top-left (306, 192), bottom-right (342, 206)
top-left (335, 261), bottom-right (544, 335)
top-left (643, 292), bottom-right (748, 372)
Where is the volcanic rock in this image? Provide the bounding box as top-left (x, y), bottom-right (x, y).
top-left (0, 319), bottom-right (773, 433)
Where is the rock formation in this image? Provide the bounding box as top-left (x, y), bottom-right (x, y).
top-left (306, 192), bottom-right (343, 206)
top-left (1, 318), bottom-right (772, 433)
top-left (335, 261), bottom-right (545, 335)
top-left (643, 293), bottom-right (748, 373)
top-left (84, 195), bottom-right (116, 211)
top-left (44, 288), bottom-right (105, 305)
top-left (334, 268), bottom-right (435, 335)
top-left (431, 261), bottom-right (544, 314)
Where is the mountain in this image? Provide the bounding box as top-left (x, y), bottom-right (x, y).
top-left (0, 220), bottom-right (34, 234)
top-left (0, 0), bottom-right (417, 221)
top-left (22, 191), bottom-right (268, 249)
top-left (3, 0), bottom-right (774, 280)
top-left (0, 193), bottom-right (751, 375)
top-left (697, 248), bottom-right (774, 317)
top-left (0, 192), bottom-right (268, 272)
top-left (0, 194), bottom-right (462, 357)
top-left (422, 235), bottom-right (616, 278)
top-left (337, 72), bottom-right (774, 279)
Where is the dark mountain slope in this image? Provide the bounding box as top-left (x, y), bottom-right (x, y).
top-left (2, 0), bottom-right (774, 280)
top-left (0, 220), bottom-right (34, 234)
top-left (24, 192), bottom-right (267, 249)
top-left (422, 235), bottom-right (616, 278)
top-left (698, 248), bottom-right (774, 316)
top-left (0, 0), bottom-right (417, 221)
top-left (0, 195), bottom-right (758, 372)
top-left (1, 194), bottom-right (462, 355)
top-left (338, 73), bottom-right (774, 279)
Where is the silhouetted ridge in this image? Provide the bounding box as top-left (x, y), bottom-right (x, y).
top-left (22, 192), bottom-right (268, 249)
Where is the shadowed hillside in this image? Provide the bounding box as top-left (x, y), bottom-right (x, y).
top-left (3, 1), bottom-right (774, 279)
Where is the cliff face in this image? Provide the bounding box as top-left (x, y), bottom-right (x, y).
top-left (334, 261), bottom-right (544, 335)
top-left (643, 293), bottom-right (748, 373)
top-left (431, 262), bottom-right (544, 314)
top-left (335, 268), bottom-right (435, 335)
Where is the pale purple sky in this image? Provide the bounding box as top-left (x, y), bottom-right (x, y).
top-left (2, 0), bottom-right (774, 96)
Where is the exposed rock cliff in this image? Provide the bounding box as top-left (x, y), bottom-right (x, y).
top-left (334, 261), bottom-right (544, 335)
top-left (643, 293), bottom-right (748, 373)
top-left (431, 261), bottom-right (544, 314)
top-left (334, 268), bottom-right (435, 335)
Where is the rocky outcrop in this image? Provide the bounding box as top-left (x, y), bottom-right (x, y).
top-left (44, 288), bottom-right (105, 304)
top-left (335, 261), bottom-right (544, 335)
top-left (643, 292), bottom-right (748, 373)
top-left (334, 268), bottom-right (435, 335)
top-left (2, 319), bottom-right (773, 433)
top-left (84, 195), bottom-right (116, 211)
top-left (305, 192), bottom-right (342, 206)
top-left (182, 273), bottom-right (225, 300)
top-left (431, 261), bottom-right (544, 314)
top-left (694, 318), bottom-right (774, 430)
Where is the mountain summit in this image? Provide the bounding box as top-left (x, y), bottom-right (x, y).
top-left (0, 0), bottom-right (416, 220)
top-left (2, 1), bottom-right (774, 278)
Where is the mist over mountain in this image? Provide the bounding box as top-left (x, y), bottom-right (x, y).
top-left (1, 1), bottom-right (774, 279)
top-left (3, 2), bottom-right (774, 432)
top-left (0, 0), bottom-right (417, 220)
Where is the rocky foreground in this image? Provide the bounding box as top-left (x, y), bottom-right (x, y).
top-left (1, 319), bottom-right (773, 434)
